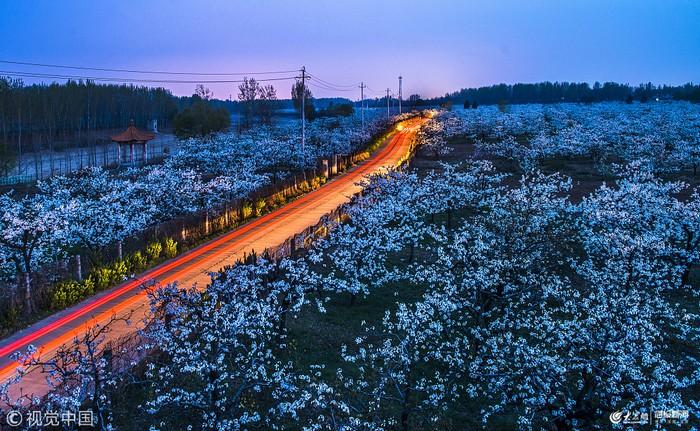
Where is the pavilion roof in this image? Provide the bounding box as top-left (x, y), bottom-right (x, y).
top-left (110, 122), bottom-right (155, 143)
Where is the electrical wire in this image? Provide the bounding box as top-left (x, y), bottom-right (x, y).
top-left (0, 70), bottom-right (298, 84)
top-left (308, 81), bottom-right (349, 92)
top-left (0, 61), bottom-right (394, 99)
top-left (0, 59), bottom-right (299, 76)
top-left (307, 77), bottom-right (355, 92)
top-left (364, 85), bottom-right (387, 96)
top-left (306, 73), bottom-right (359, 88)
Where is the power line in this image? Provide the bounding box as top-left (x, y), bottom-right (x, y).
top-left (0, 59), bottom-right (299, 76)
top-left (1, 61), bottom-right (400, 104)
top-left (307, 77), bottom-right (355, 92)
top-left (307, 81), bottom-right (343, 92)
top-left (306, 73), bottom-right (359, 88)
top-left (364, 85), bottom-right (385, 96)
top-left (0, 70), bottom-right (298, 84)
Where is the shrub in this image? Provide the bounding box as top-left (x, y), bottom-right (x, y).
top-left (110, 260), bottom-right (129, 282)
top-left (242, 202), bottom-right (253, 220)
top-left (173, 99), bottom-right (231, 139)
top-left (50, 278), bottom-right (95, 310)
top-left (228, 210), bottom-right (240, 225)
top-left (254, 198), bottom-right (266, 216)
top-left (92, 267), bottom-right (113, 290)
top-left (162, 237), bottom-right (178, 259)
top-left (50, 281), bottom-right (73, 309)
top-left (272, 193), bottom-right (286, 207)
top-left (82, 277), bottom-right (95, 296)
top-left (146, 241), bottom-right (163, 262)
top-left (130, 251), bottom-right (148, 272)
top-left (0, 305), bottom-right (20, 330)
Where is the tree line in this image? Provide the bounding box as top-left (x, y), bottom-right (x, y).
top-left (431, 81), bottom-right (700, 106)
top-left (0, 77), bottom-right (178, 150)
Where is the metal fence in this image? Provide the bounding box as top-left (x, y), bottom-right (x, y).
top-left (2, 137), bottom-right (179, 184)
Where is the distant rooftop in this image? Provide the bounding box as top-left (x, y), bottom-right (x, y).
top-left (110, 120), bottom-right (155, 143)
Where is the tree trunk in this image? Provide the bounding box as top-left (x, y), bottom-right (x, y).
top-left (24, 272), bottom-right (33, 314)
top-left (76, 254), bottom-right (83, 281)
top-left (400, 379), bottom-right (412, 431)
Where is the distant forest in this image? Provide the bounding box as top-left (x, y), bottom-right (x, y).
top-left (0, 76), bottom-right (358, 166)
top-left (429, 81), bottom-right (700, 107)
top-left (0, 77), bottom-right (178, 138)
top-left (212, 97), bottom-right (353, 112)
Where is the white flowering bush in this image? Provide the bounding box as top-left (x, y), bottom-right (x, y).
top-left (435, 102), bottom-right (700, 173)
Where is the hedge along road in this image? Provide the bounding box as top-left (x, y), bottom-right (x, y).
top-left (0, 116), bottom-right (429, 399)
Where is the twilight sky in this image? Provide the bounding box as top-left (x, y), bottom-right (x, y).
top-left (1, 0), bottom-right (698, 99)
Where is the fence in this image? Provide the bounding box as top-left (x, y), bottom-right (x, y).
top-left (1, 136), bottom-right (179, 184)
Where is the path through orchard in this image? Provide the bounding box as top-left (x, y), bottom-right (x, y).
top-left (0, 116), bottom-right (428, 399)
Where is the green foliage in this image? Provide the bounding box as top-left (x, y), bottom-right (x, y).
top-left (291, 79), bottom-right (316, 120)
top-left (111, 260), bottom-right (129, 280)
top-left (254, 198), bottom-right (266, 216)
top-left (91, 259), bottom-right (129, 290)
top-left (48, 238), bottom-right (178, 313)
top-left (242, 202), bottom-right (253, 220)
top-left (319, 102), bottom-right (354, 117)
top-left (92, 267), bottom-right (115, 290)
top-left (146, 241), bottom-right (163, 261)
top-left (50, 278), bottom-right (95, 310)
top-left (173, 98), bottom-right (231, 139)
top-left (0, 306), bottom-right (20, 330)
top-left (130, 251), bottom-right (148, 272)
top-left (162, 237), bottom-right (178, 259)
top-left (272, 193), bottom-right (286, 207)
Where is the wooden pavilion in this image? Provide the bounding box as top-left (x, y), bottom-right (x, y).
top-left (110, 120), bottom-right (155, 165)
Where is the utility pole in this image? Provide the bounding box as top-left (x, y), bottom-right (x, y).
top-left (386, 88), bottom-right (390, 121)
top-left (359, 82), bottom-right (365, 130)
top-left (301, 66), bottom-right (306, 153)
top-left (398, 76), bottom-right (403, 114)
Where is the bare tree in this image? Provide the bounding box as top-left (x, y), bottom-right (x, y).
top-left (237, 77), bottom-right (259, 129)
top-left (195, 84), bottom-right (214, 101)
top-left (257, 84), bottom-right (277, 125)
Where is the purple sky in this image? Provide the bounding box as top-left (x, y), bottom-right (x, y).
top-left (1, 0), bottom-right (698, 99)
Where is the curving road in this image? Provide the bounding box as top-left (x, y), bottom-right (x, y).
top-left (0, 116), bottom-right (428, 398)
